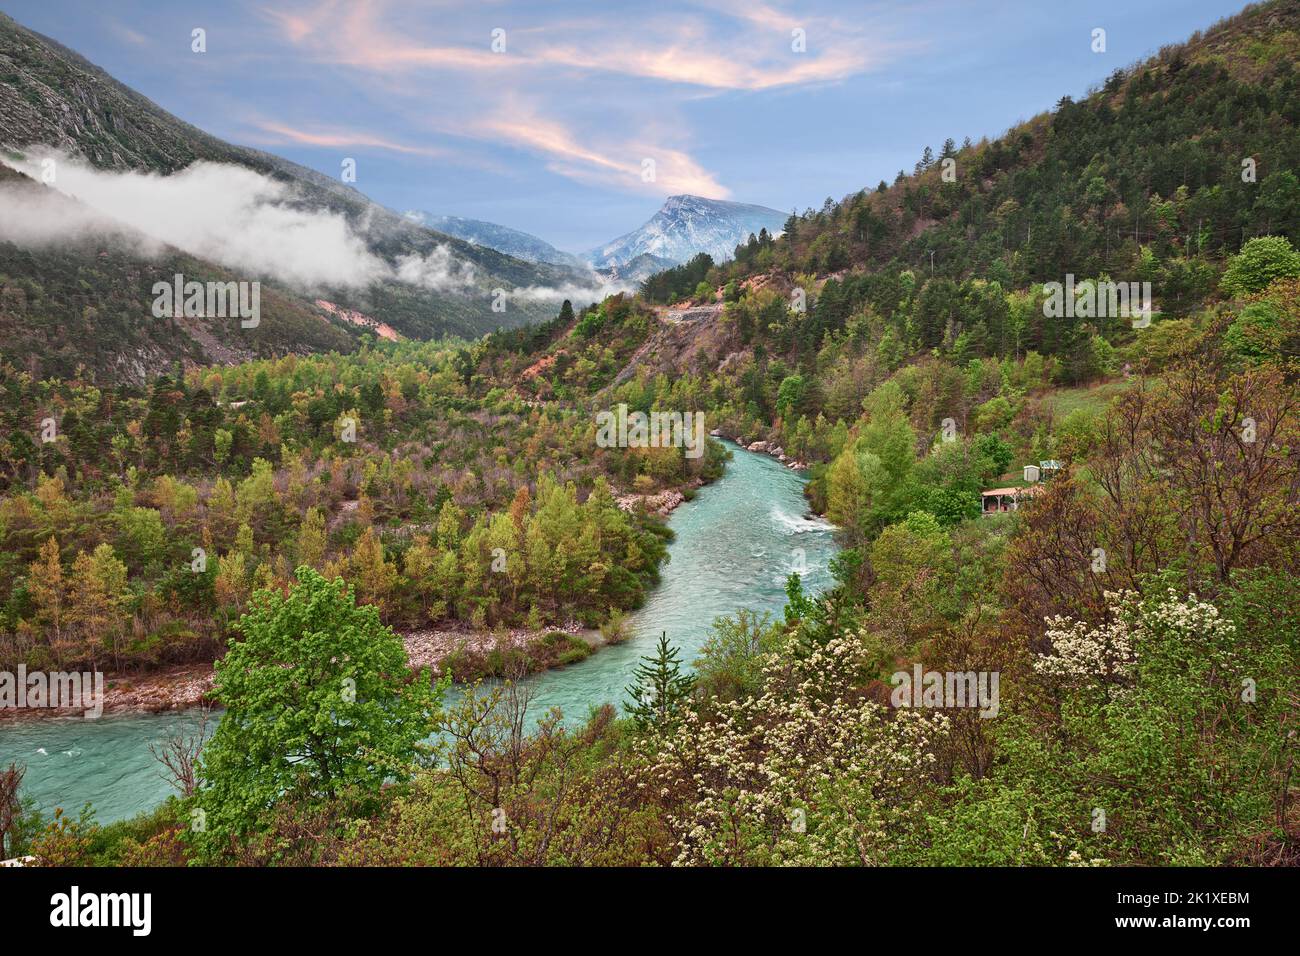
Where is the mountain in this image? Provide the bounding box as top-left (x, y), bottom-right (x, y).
top-left (0, 9), bottom-right (592, 373)
top-left (586, 195), bottom-right (786, 269)
top-left (593, 251), bottom-right (679, 286)
top-left (402, 212), bottom-right (585, 269)
top-left (632, 0), bottom-right (1300, 380)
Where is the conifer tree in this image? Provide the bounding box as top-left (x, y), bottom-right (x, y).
top-left (25, 537), bottom-right (67, 659)
top-left (295, 506), bottom-right (327, 570)
top-left (68, 544), bottom-right (128, 667)
top-left (624, 632), bottom-right (695, 731)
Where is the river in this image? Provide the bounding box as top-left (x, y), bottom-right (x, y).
top-left (0, 443), bottom-right (838, 824)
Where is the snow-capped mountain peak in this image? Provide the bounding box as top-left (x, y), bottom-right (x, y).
top-left (585, 195), bottom-right (786, 269)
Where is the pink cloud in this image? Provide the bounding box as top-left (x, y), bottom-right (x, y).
top-left (269, 0), bottom-right (896, 91)
top-left (256, 1), bottom-right (912, 198)
top-left (475, 108), bottom-right (730, 198)
top-left (249, 120), bottom-right (447, 158)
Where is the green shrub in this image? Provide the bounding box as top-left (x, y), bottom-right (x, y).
top-left (557, 642), bottom-right (592, 666)
top-left (1220, 236), bottom-right (1300, 297)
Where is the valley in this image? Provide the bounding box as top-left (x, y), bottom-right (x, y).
top-left (0, 441), bottom-right (838, 824)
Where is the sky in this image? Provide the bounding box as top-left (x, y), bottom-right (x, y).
top-left (2, 0), bottom-right (1253, 252)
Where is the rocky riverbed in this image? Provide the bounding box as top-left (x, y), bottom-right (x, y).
top-left (711, 430), bottom-right (807, 470)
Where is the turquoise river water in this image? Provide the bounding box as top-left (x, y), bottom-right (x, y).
top-left (0, 443), bottom-right (838, 823)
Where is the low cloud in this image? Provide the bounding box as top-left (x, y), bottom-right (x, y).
top-left (508, 276), bottom-right (637, 304)
top-left (0, 151), bottom-right (483, 295)
top-left (0, 175), bottom-right (153, 249)
top-left (394, 246), bottom-right (478, 293)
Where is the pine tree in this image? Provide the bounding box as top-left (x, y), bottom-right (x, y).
top-left (623, 632), bottom-right (695, 731)
top-left (783, 211), bottom-right (799, 240)
top-left (401, 534), bottom-right (438, 622)
top-left (295, 506), bottom-right (327, 570)
top-left (350, 527), bottom-right (398, 615)
top-left (25, 537), bottom-right (67, 661)
top-left (68, 544), bottom-right (128, 668)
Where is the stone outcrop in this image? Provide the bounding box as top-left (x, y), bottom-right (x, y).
top-left (614, 488), bottom-right (686, 517)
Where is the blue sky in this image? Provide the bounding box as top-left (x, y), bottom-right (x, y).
top-left (3, 0), bottom-right (1252, 251)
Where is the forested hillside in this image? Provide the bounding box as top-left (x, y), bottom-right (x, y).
top-left (0, 335), bottom-right (731, 682)
top-left (0, 162), bottom-right (362, 382)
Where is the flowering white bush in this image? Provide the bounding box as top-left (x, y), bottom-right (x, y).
top-left (640, 589), bottom-right (1253, 867)
top-left (1035, 589), bottom-right (1237, 689)
top-left (645, 632), bottom-right (949, 866)
top-left (1036, 592), bottom-right (1137, 688)
top-left (1142, 589), bottom-right (1235, 645)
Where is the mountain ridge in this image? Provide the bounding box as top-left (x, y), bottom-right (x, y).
top-left (401, 211), bottom-right (586, 269)
top-left (0, 161), bottom-right (359, 383)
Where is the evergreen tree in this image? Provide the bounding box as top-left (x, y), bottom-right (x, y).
top-left (783, 211), bottom-right (799, 241)
top-left (624, 632), bottom-right (695, 731)
top-left (784, 571), bottom-right (816, 626)
top-left (295, 506), bottom-right (327, 570)
top-left (24, 537), bottom-right (67, 660)
top-left (68, 544), bottom-right (128, 667)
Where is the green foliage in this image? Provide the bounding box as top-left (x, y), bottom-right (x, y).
top-left (912, 586), bottom-right (1298, 865)
top-left (188, 567), bottom-right (443, 861)
top-left (574, 306), bottom-right (605, 339)
top-left (972, 432), bottom-right (1014, 475)
top-left (694, 610), bottom-right (782, 701)
top-left (639, 253), bottom-right (715, 304)
top-left (1220, 236), bottom-right (1300, 297)
top-left (776, 374), bottom-right (806, 421)
top-left (1225, 279), bottom-right (1300, 364)
top-left (1226, 300), bottom-right (1287, 359)
top-left (825, 409), bottom-right (918, 541)
top-left (0, 335), bottom-right (695, 671)
top-left (7, 0), bottom-right (1300, 872)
